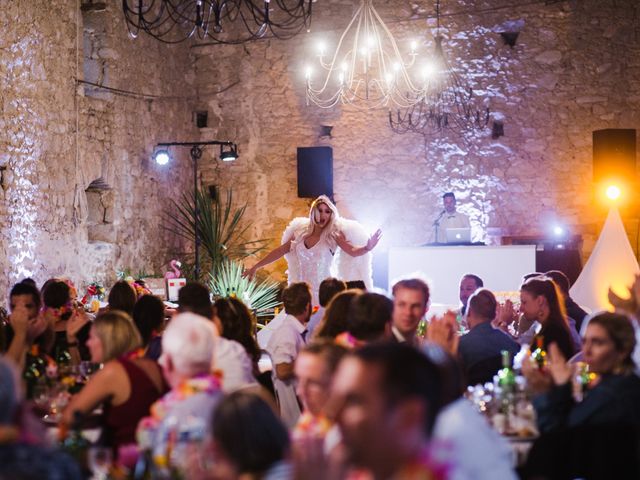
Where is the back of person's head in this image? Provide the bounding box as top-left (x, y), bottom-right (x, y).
top-left (10, 281), bottom-right (41, 311)
top-left (162, 312), bottom-right (216, 377)
top-left (345, 280), bottom-right (367, 291)
top-left (318, 278), bottom-right (347, 307)
top-left (211, 391), bottom-right (290, 475)
top-left (392, 278), bottom-right (430, 307)
top-left (178, 282), bottom-right (213, 319)
top-left (0, 358), bottom-right (20, 425)
top-left (282, 282), bottom-right (312, 316)
top-left (315, 289), bottom-right (362, 340)
top-left (108, 280), bottom-right (137, 315)
top-left (213, 297), bottom-right (261, 363)
top-left (347, 292), bottom-right (392, 342)
top-left (522, 272), bottom-right (543, 282)
top-left (300, 338), bottom-right (348, 375)
top-left (589, 312), bottom-right (636, 373)
top-left (521, 276), bottom-right (567, 324)
top-left (20, 278), bottom-right (37, 289)
top-left (93, 310), bottom-right (142, 362)
top-left (42, 279), bottom-right (71, 309)
top-left (462, 274), bottom-right (484, 289)
top-left (353, 343), bottom-right (443, 434)
top-left (545, 270), bottom-right (571, 294)
top-left (132, 295), bottom-right (165, 346)
top-left (467, 288), bottom-right (497, 322)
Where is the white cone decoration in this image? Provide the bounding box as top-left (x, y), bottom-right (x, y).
top-left (570, 208), bottom-right (640, 312)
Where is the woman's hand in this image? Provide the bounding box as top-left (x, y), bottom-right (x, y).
top-left (546, 342), bottom-right (572, 386)
top-left (66, 307), bottom-right (89, 343)
top-left (366, 229), bottom-right (382, 252)
top-left (493, 300), bottom-right (517, 335)
top-left (242, 265), bottom-right (258, 280)
top-left (9, 306), bottom-right (30, 339)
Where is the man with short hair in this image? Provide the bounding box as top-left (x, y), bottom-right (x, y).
top-left (346, 292), bottom-right (393, 343)
top-left (391, 278), bottom-right (429, 346)
top-left (140, 312), bottom-right (222, 472)
top-left (436, 192), bottom-right (470, 243)
top-left (330, 343), bottom-right (445, 478)
top-left (459, 274), bottom-right (483, 316)
top-left (266, 282), bottom-right (313, 427)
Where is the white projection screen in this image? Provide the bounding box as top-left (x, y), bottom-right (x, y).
top-left (388, 245), bottom-right (537, 307)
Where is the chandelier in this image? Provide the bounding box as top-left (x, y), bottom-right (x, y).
top-left (122, 0), bottom-right (313, 44)
top-left (305, 0), bottom-right (430, 109)
top-left (389, 0), bottom-right (489, 136)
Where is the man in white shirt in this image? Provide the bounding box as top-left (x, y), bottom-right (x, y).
top-left (391, 278), bottom-right (429, 346)
top-left (266, 282), bottom-right (312, 428)
top-left (435, 192), bottom-right (471, 243)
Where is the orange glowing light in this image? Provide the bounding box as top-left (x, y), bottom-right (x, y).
top-left (605, 185), bottom-right (621, 201)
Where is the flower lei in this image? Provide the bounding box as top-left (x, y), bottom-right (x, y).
top-left (149, 373), bottom-right (222, 422)
top-left (292, 412), bottom-right (332, 439)
top-left (123, 276), bottom-right (152, 299)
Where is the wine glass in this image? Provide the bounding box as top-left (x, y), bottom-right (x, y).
top-left (88, 446), bottom-right (112, 480)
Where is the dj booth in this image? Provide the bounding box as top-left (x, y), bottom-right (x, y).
top-left (388, 245), bottom-right (536, 306)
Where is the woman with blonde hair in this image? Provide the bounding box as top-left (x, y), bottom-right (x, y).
top-left (62, 311), bottom-right (167, 459)
top-left (244, 195), bottom-right (381, 304)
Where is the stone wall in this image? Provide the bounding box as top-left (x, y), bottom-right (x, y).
top-left (0, 1), bottom-right (196, 297)
top-left (194, 0), bottom-right (640, 288)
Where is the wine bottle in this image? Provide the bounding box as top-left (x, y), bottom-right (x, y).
top-left (530, 336), bottom-right (547, 370)
top-left (23, 345), bottom-right (45, 399)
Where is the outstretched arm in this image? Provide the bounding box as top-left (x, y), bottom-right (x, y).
top-left (333, 229), bottom-right (382, 257)
top-left (243, 239), bottom-right (292, 278)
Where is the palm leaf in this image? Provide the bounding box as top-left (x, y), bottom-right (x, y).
top-left (209, 260), bottom-right (281, 319)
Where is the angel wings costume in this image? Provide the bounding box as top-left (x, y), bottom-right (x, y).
top-left (281, 196), bottom-right (373, 303)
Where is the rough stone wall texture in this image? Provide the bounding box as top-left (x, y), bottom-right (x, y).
top-left (0, 1), bottom-right (196, 297)
top-left (195, 0), bottom-right (640, 287)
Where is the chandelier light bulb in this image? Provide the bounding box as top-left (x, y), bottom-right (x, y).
top-left (318, 41), bottom-right (326, 56)
top-left (305, 66), bottom-right (312, 79)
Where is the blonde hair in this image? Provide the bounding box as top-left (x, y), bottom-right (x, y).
top-left (303, 195), bottom-right (339, 251)
top-left (92, 310), bottom-right (142, 362)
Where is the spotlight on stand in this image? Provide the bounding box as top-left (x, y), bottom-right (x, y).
top-left (153, 149), bottom-right (171, 165)
top-left (153, 139), bottom-right (238, 281)
top-left (220, 144), bottom-right (238, 162)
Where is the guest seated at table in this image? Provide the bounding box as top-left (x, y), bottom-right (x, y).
top-left (3, 281), bottom-right (48, 367)
top-left (520, 276), bottom-right (576, 360)
top-left (185, 391), bottom-right (291, 480)
top-left (344, 292), bottom-right (393, 345)
top-left (107, 280), bottom-right (138, 316)
top-left (314, 289), bottom-right (362, 341)
top-left (425, 343), bottom-right (518, 480)
top-left (178, 282), bottom-right (256, 392)
top-left (133, 294), bottom-right (165, 361)
top-left (293, 339), bottom-right (347, 440)
top-left (308, 277), bottom-right (347, 336)
top-left (459, 289), bottom-right (520, 385)
top-left (138, 312), bottom-right (222, 474)
top-left (213, 296), bottom-right (262, 379)
top-left (0, 357), bottom-right (82, 479)
top-left (62, 310), bottom-right (167, 458)
top-left (545, 270), bottom-right (588, 332)
top-left (524, 311), bottom-right (640, 433)
top-left (458, 273), bottom-right (484, 317)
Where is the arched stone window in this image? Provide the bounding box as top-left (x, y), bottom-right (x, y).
top-left (85, 178), bottom-right (114, 243)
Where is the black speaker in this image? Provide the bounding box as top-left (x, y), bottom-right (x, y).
top-left (297, 147), bottom-right (333, 198)
top-left (593, 129), bottom-right (637, 183)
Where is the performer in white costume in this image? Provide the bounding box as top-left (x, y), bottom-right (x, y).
top-left (244, 196), bottom-right (381, 304)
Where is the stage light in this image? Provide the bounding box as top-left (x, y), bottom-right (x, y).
top-left (606, 184), bottom-right (621, 201)
top-left (154, 149), bottom-right (171, 165)
top-left (220, 144), bottom-right (238, 162)
top-left (553, 226), bottom-right (564, 236)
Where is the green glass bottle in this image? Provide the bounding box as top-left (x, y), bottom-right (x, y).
top-left (530, 336), bottom-right (547, 370)
top-left (497, 350), bottom-right (516, 391)
top-left (23, 345), bottom-right (44, 399)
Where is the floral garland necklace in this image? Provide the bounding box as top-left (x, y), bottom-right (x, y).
top-left (150, 373), bottom-right (221, 421)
